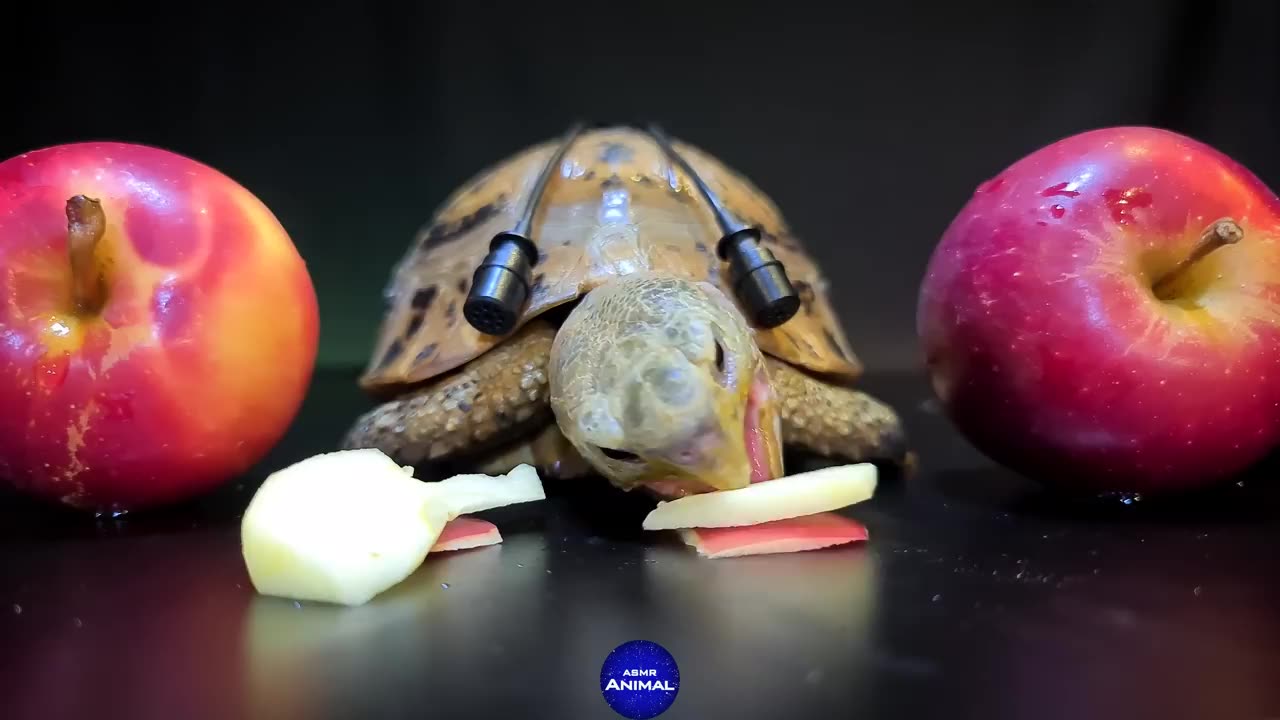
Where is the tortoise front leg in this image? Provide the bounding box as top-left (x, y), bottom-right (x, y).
top-left (764, 357), bottom-right (908, 466)
top-left (471, 423), bottom-right (592, 479)
top-left (341, 321), bottom-right (556, 467)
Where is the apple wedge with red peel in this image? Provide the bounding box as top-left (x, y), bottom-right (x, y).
top-left (240, 449), bottom-right (544, 606)
top-left (431, 518), bottom-right (503, 553)
top-left (423, 464), bottom-right (546, 516)
top-left (642, 463), bottom-right (877, 531)
top-left (678, 513), bottom-right (869, 558)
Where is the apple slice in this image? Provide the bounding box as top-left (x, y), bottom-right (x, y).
top-left (241, 449), bottom-right (544, 606)
top-left (422, 464), bottom-right (546, 516)
top-left (430, 517), bottom-right (503, 553)
top-left (642, 462), bottom-right (876, 531)
top-left (677, 513), bottom-right (869, 558)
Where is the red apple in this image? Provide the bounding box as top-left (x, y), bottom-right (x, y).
top-left (918, 126), bottom-right (1280, 495)
top-left (0, 142), bottom-right (319, 513)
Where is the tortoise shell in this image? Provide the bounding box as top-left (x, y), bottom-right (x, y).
top-left (360, 127), bottom-right (863, 394)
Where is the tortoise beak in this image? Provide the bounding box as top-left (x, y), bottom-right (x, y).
top-left (745, 368), bottom-right (786, 484)
top-left (642, 369), bottom-right (784, 496)
top-left (644, 437), bottom-right (752, 496)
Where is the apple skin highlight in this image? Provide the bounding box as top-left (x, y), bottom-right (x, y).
top-left (0, 142), bottom-right (319, 512)
top-left (918, 126), bottom-right (1280, 494)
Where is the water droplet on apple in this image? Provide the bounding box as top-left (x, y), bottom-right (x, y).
top-left (1050, 204), bottom-right (1066, 219)
top-left (34, 352), bottom-right (70, 391)
top-left (12, 604), bottom-right (21, 614)
top-left (72, 618), bottom-right (82, 628)
top-left (1102, 187), bottom-right (1153, 224)
top-left (1193, 586), bottom-right (1203, 597)
top-left (1041, 182), bottom-right (1081, 198)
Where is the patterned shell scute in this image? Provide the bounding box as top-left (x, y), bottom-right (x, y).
top-left (360, 127), bottom-right (862, 392)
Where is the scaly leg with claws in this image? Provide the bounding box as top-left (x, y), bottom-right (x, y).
top-left (764, 357), bottom-right (908, 465)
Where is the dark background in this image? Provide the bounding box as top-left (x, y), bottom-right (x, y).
top-left (5, 5), bottom-right (1280, 719)
top-left (6, 0), bottom-right (1276, 372)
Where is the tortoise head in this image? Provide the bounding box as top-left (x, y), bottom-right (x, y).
top-left (549, 272), bottom-right (785, 497)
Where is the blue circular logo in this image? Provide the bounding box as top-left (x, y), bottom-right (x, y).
top-left (599, 639), bottom-right (680, 719)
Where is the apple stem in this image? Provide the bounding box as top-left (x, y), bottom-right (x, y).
top-left (66, 195), bottom-right (107, 313)
top-left (1151, 218), bottom-right (1243, 300)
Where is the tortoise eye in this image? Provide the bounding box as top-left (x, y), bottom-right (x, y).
top-left (711, 338), bottom-right (732, 386)
top-left (599, 446), bottom-right (643, 463)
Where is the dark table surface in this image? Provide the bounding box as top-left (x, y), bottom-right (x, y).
top-left (2, 368), bottom-right (1279, 720)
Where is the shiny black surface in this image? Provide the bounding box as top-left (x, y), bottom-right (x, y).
top-left (464, 236), bottom-right (534, 337)
top-left (724, 231), bottom-right (801, 330)
top-left (2, 369), bottom-right (1279, 720)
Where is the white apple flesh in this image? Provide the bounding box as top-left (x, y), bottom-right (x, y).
top-left (642, 463), bottom-right (877, 530)
top-left (241, 449), bottom-right (544, 606)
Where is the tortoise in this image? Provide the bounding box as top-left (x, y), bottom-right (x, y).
top-left (341, 124), bottom-right (908, 498)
